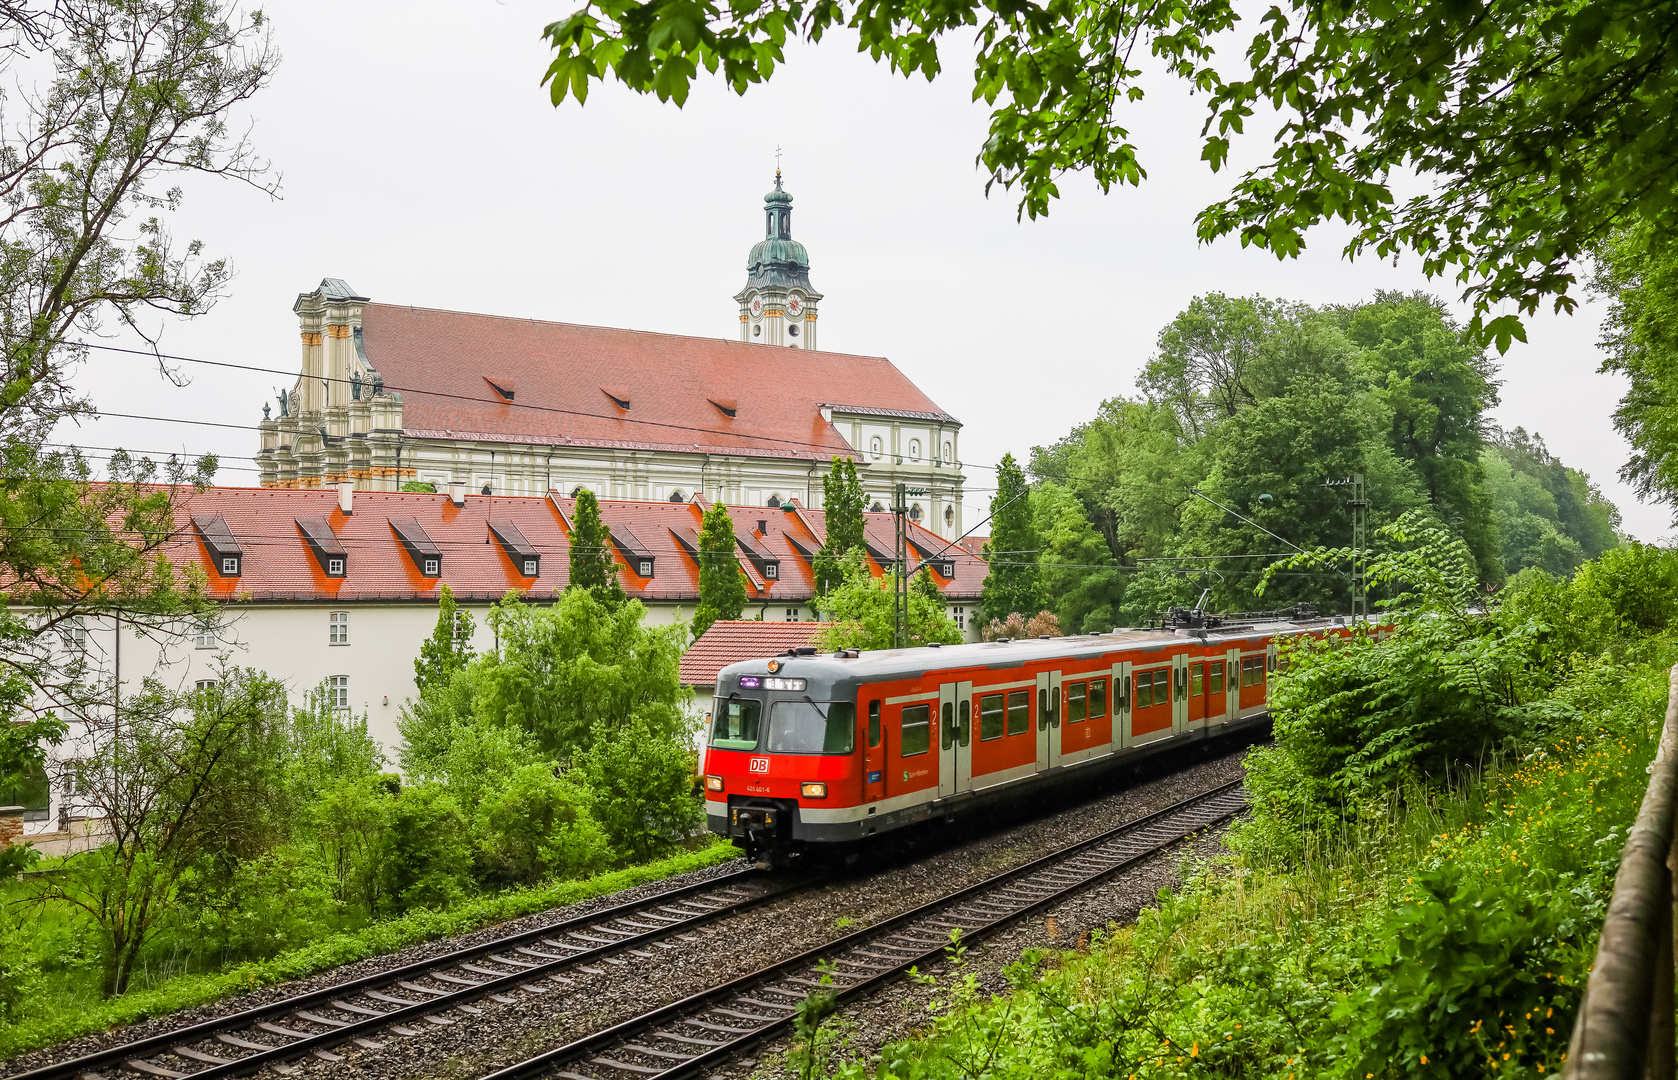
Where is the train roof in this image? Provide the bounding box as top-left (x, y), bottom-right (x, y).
top-left (715, 616), bottom-right (1349, 688)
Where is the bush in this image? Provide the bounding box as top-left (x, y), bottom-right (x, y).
top-left (580, 718), bottom-right (703, 863)
top-left (380, 784), bottom-right (472, 913)
top-left (472, 763), bottom-right (608, 887)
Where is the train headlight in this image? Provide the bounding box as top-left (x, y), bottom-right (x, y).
top-left (801, 781), bottom-right (828, 799)
top-left (704, 774), bottom-right (724, 792)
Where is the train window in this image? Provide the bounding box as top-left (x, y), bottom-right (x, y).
top-left (979, 694), bottom-right (1005, 740)
top-left (868, 701), bottom-right (881, 748)
top-left (1209, 662), bottom-right (1225, 695)
top-left (1242, 656), bottom-right (1264, 687)
top-left (958, 699), bottom-right (971, 746)
top-left (1006, 690), bottom-right (1030, 735)
top-left (711, 699), bottom-right (762, 750)
top-left (1135, 671), bottom-right (1153, 709)
top-left (900, 704), bottom-right (931, 757)
top-left (1090, 678), bottom-right (1106, 719)
top-left (941, 701), bottom-right (954, 750)
top-left (1191, 663), bottom-right (1204, 696)
top-left (767, 700), bottom-right (856, 754)
top-left (1067, 682), bottom-right (1087, 723)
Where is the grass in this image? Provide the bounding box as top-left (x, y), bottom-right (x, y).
top-left (0, 837), bottom-right (740, 1060)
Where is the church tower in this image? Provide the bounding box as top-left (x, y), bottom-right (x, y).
top-left (736, 171), bottom-right (822, 349)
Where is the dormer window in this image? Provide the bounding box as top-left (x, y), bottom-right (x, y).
top-left (297, 516), bottom-right (349, 578)
top-left (524, 558), bottom-right (538, 576)
top-left (220, 556), bottom-right (240, 575)
top-left (489, 518), bottom-right (541, 578)
top-left (639, 559), bottom-right (653, 576)
top-left (765, 563), bottom-right (779, 579)
top-left (391, 517), bottom-right (442, 578)
top-left (425, 558), bottom-right (440, 575)
top-left (939, 561), bottom-right (955, 577)
top-left (193, 514), bottom-right (244, 578)
top-left (328, 557), bottom-right (345, 576)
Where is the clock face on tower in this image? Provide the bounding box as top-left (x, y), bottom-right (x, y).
top-left (750, 296), bottom-right (763, 317)
top-left (787, 295), bottom-right (803, 316)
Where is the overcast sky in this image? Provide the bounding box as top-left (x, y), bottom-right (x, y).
top-left (57, 0), bottom-right (1666, 540)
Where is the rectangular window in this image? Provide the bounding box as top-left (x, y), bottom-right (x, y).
top-left (1191, 663), bottom-right (1204, 696)
top-left (1243, 656), bottom-right (1264, 687)
top-left (786, 608), bottom-right (800, 622)
top-left (452, 611), bottom-right (471, 644)
top-left (527, 559), bottom-right (542, 576)
top-left (1135, 671), bottom-right (1152, 710)
top-left (710, 699), bottom-right (762, 750)
top-left (941, 701), bottom-right (954, 749)
top-left (329, 611), bottom-right (349, 645)
top-left (1090, 678), bottom-right (1107, 719)
top-left (62, 619), bottom-right (87, 651)
top-left (900, 704), bottom-right (931, 757)
top-left (424, 557), bottom-right (440, 576)
top-left (868, 701), bottom-right (881, 748)
top-left (195, 679), bottom-right (217, 692)
top-left (327, 675), bottom-right (349, 709)
top-left (221, 556), bottom-right (239, 575)
top-left (768, 700), bottom-right (856, 754)
top-left (979, 693), bottom-right (1005, 741)
top-left (1005, 689), bottom-right (1030, 735)
top-left (958, 699), bottom-right (971, 745)
top-left (637, 560), bottom-right (651, 576)
top-left (1209, 662), bottom-right (1225, 695)
top-left (764, 564), bottom-right (778, 579)
top-left (194, 619), bottom-right (216, 650)
top-left (327, 557), bottom-right (345, 576)
top-left (1067, 681), bottom-right (1087, 723)
top-left (951, 606), bottom-right (965, 631)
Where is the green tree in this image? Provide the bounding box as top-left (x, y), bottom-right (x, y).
top-left (414, 583), bottom-right (475, 693)
top-left (472, 763), bottom-right (606, 886)
top-left (980, 454), bottom-right (1040, 621)
top-left (693, 501), bottom-right (746, 639)
top-left (0, 0), bottom-right (274, 781)
top-left (33, 666), bottom-right (292, 996)
top-left (399, 589), bottom-right (688, 763)
top-left (815, 549), bottom-right (962, 650)
top-left (1334, 292), bottom-right (1503, 582)
top-left (379, 784), bottom-right (472, 913)
top-left (539, 0), bottom-right (1672, 342)
top-left (1034, 482), bottom-right (1125, 633)
top-left (813, 456), bottom-right (865, 595)
top-left (567, 489), bottom-right (625, 605)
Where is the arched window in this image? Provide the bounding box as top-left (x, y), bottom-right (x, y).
top-left (480, 484), bottom-right (493, 496)
top-left (570, 486), bottom-right (586, 498)
top-left (944, 442), bottom-right (953, 462)
top-left (767, 494), bottom-right (781, 508)
top-left (909, 439), bottom-right (921, 461)
top-left (870, 501), bottom-right (885, 513)
top-left (909, 503), bottom-right (923, 522)
top-left (870, 436), bottom-right (883, 459)
top-left (668, 489), bottom-right (686, 503)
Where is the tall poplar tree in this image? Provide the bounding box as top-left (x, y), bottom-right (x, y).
top-left (567, 490), bottom-right (624, 605)
top-left (813, 456), bottom-right (865, 594)
top-left (414, 583), bottom-right (475, 693)
top-left (693, 502), bottom-right (746, 638)
top-left (980, 454), bottom-right (1041, 621)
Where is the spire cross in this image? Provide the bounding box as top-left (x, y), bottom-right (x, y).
top-left (775, 145), bottom-right (783, 186)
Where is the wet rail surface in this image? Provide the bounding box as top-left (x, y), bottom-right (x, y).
top-left (480, 779), bottom-right (1246, 1080)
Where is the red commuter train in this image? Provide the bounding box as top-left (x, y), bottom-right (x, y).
top-left (701, 610), bottom-right (1354, 865)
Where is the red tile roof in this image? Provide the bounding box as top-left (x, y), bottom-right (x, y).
top-left (680, 620), bottom-right (833, 687)
top-left (159, 488), bottom-right (986, 605)
top-left (359, 303), bottom-right (958, 462)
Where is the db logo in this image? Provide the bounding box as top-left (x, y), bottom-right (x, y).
top-left (749, 758), bottom-right (770, 774)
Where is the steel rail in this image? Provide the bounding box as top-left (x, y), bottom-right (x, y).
top-left (480, 778), bottom-right (1246, 1080)
top-left (16, 864), bottom-right (825, 1080)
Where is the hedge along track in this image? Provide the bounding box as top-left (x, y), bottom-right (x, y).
top-left (480, 779), bottom-right (1247, 1080)
top-left (15, 865), bottom-right (823, 1080)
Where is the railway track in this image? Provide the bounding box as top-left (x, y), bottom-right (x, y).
top-left (15, 866), bottom-right (817, 1080)
top-left (480, 779), bottom-right (1246, 1080)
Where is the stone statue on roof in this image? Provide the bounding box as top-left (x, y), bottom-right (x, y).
top-left (277, 389), bottom-right (288, 418)
top-left (351, 370), bottom-right (363, 402)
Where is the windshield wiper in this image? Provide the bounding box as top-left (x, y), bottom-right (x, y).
top-left (803, 695), bottom-right (829, 720)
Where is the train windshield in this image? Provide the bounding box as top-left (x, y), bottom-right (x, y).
top-left (767, 701), bottom-right (856, 754)
top-left (711, 698), bottom-right (762, 750)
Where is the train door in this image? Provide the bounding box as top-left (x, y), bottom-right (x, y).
top-left (863, 699), bottom-right (885, 802)
top-left (1171, 653), bottom-right (1190, 735)
top-left (1114, 661), bottom-right (1132, 749)
top-left (938, 683), bottom-right (974, 798)
top-left (1225, 647), bottom-right (1242, 720)
top-left (1035, 670), bottom-right (1061, 772)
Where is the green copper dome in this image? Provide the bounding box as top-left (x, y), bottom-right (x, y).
top-left (743, 172), bottom-right (816, 292)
